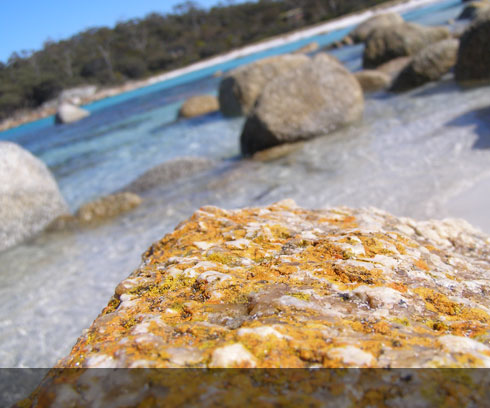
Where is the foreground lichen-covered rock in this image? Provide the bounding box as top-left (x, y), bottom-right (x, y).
top-left (51, 200), bottom-right (490, 369)
top-left (17, 201), bottom-right (490, 406)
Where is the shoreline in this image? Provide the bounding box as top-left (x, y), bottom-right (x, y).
top-left (0, 0), bottom-right (443, 133)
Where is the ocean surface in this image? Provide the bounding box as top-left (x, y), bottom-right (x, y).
top-left (1, 0), bottom-right (489, 368)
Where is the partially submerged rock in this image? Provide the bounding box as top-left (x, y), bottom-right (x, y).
top-left (354, 70), bottom-right (392, 92)
top-left (391, 38), bottom-right (459, 92)
top-left (76, 192), bottom-right (142, 224)
top-left (218, 54), bottom-right (310, 117)
top-left (455, 9), bottom-right (490, 83)
top-left (240, 54), bottom-right (363, 155)
top-left (122, 157), bottom-right (216, 194)
top-left (349, 12), bottom-right (404, 43)
top-left (47, 192), bottom-right (143, 231)
top-left (48, 200), bottom-right (490, 370)
top-left (54, 103), bottom-right (90, 124)
top-left (0, 142), bottom-right (68, 251)
top-left (363, 23), bottom-right (450, 68)
top-left (178, 95), bottom-right (219, 118)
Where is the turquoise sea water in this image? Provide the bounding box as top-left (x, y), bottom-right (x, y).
top-left (2, 0), bottom-right (490, 370)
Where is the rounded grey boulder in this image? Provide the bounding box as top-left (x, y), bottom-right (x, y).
top-left (391, 38), bottom-right (459, 92)
top-left (218, 54), bottom-right (310, 117)
top-left (455, 9), bottom-right (490, 83)
top-left (240, 53), bottom-right (364, 156)
top-left (349, 13), bottom-right (404, 43)
top-left (0, 142), bottom-right (68, 251)
top-left (363, 23), bottom-right (450, 68)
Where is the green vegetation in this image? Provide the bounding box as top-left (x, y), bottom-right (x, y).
top-left (0, 0), bottom-right (391, 120)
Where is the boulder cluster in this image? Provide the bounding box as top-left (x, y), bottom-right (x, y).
top-left (213, 7), bottom-right (490, 156)
top-left (4, 6), bottom-right (489, 252)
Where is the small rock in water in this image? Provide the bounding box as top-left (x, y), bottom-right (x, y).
top-left (178, 95), bottom-right (219, 118)
top-left (54, 103), bottom-right (90, 124)
top-left (240, 53), bottom-right (363, 155)
top-left (76, 192), bottom-right (142, 224)
top-left (354, 70), bottom-right (392, 92)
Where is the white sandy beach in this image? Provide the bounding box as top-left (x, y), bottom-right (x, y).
top-left (142, 0), bottom-right (443, 87)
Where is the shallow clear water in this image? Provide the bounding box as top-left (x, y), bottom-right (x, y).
top-left (2, 0), bottom-right (488, 368)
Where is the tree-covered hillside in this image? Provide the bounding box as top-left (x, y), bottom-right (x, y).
top-left (0, 0), bottom-right (392, 120)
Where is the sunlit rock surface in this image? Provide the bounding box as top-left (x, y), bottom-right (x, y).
top-left (218, 54), bottom-right (310, 117)
top-left (50, 200), bottom-right (490, 369)
top-left (391, 38), bottom-right (459, 92)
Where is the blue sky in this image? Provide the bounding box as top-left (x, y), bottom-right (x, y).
top-left (0, 0), bottom-right (245, 62)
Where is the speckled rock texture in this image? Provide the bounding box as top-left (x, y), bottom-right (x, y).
top-left (455, 8), bottom-right (490, 83)
top-left (349, 12), bottom-right (404, 43)
top-left (240, 54), bottom-right (364, 155)
top-left (16, 200), bottom-right (490, 406)
top-left (49, 199), bottom-right (490, 369)
top-left (218, 54), bottom-right (310, 117)
top-left (363, 23), bottom-right (450, 68)
top-left (0, 142), bottom-right (68, 252)
top-left (178, 95), bottom-right (219, 118)
top-left (391, 39), bottom-right (459, 92)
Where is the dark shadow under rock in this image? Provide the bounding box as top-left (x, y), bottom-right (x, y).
top-left (446, 105), bottom-right (490, 149)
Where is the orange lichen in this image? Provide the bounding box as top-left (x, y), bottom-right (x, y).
top-left (44, 202), bottom-right (489, 375)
